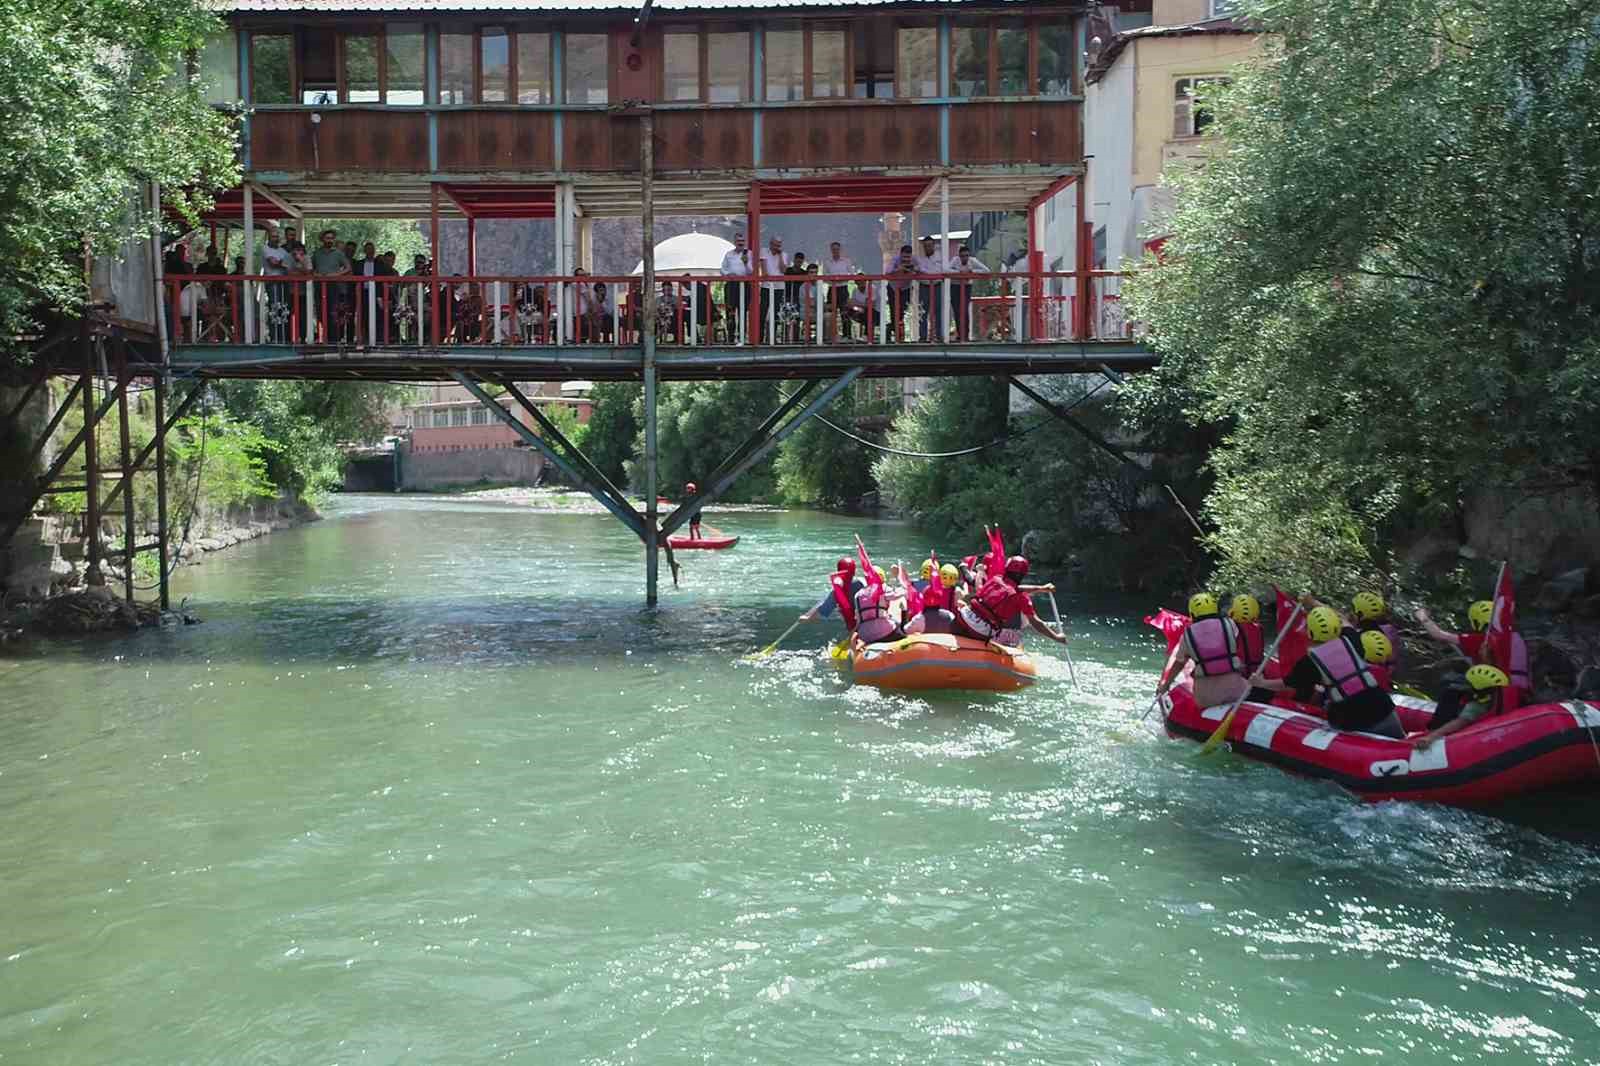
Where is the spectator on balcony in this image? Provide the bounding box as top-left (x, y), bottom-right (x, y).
top-left (402, 254), bottom-right (431, 344)
top-left (518, 283), bottom-right (550, 344)
top-left (311, 229), bottom-right (352, 343)
top-left (947, 244), bottom-right (990, 342)
top-left (452, 275), bottom-right (483, 343)
top-left (260, 225), bottom-right (292, 343)
top-left (820, 241), bottom-right (856, 343)
top-left (354, 241), bottom-right (397, 343)
top-left (583, 281), bottom-right (614, 342)
top-left (783, 253), bottom-right (810, 342)
top-left (888, 245), bottom-right (919, 342)
top-left (844, 277), bottom-right (872, 340)
top-left (282, 228), bottom-right (304, 255)
top-left (913, 235), bottom-right (947, 342)
top-left (719, 234), bottom-right (754, 340)
top-left (759, 235), bottom-right (788, 342)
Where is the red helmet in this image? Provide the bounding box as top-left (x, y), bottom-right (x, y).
top-left (1004, 555), bottom-right (1030, 578)
top-left (685, 482), bottom-right (698, 494)
top-left (837, 557), bottom-right (856, 574)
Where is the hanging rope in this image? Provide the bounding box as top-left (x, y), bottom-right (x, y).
top-left (785, 378), bottom-right (1110, 459)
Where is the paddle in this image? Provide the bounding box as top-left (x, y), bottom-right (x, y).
top-left (1197, 603), bottom-right (1304, 757)
top-left (829, 638), bottom-right (851, 662)
top-left (1046, 591), bottom-right (1078, 688)
top-left (751, 617), bottom-right (806, 659)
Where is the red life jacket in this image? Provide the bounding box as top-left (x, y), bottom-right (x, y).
top-left (1236, 620), bottom-right (1264, 676)
top-left (1308, 635), bottom-right (1382, 704)
top-left (829, 572), bottom-right (856, 630)
top-left (1182, 616), bottom-right (1243, 677)
top-left (970, 575), bottom-right (1025, 628)
top-left (922, 579), bottom-right (950, 612)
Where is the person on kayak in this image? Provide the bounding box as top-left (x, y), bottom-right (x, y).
top-left (1411, 665), bottom-right (1510, 749)
top-left (683, 482), bottom-right (703, 541)
top-left (1353, 591), bottom-right (1405, 671)
top-left (1249, 604), bottom-right (1404, 738)
top-left (952, 555), bottom-right (1068, 649)
top-left (1416, 599), bottom-right (1530, 711)
top-left (800, 558), bottom-right (862, 633)
top-left (1157, 592), bottom-right (1248, 709)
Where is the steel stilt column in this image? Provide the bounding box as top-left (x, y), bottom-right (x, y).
top-left (102, 383), bottom-right (205, 510)
top-left (1007, 375), bottom-right (1140, 468)
top-left (154, 372), bottom-right (171, 611)
top-left (642, 109), bottom-right (659, 606)
top-left (449, 372), bottom-right (649, 541)
top-left (115, 340), bottom-right (136, 604)
top-left (660, 369), bottom-right (863, 538)
top-left (81, 325), bottom-right (103, 586)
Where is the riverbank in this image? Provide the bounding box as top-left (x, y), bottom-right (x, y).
top-left (417, 485), bottom-right (785, 516)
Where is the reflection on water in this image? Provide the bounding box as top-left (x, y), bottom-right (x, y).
top-left (2, 496), bottom-right (1598, 1064)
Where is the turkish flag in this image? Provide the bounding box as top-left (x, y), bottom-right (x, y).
top-left (1144, 608), bottom-right (1190, 657)
top-left (1487, 563), bottom-right (1519, 708)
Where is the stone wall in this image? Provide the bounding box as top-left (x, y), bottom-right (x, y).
top-left (398, 442), bottom-right (545, 491)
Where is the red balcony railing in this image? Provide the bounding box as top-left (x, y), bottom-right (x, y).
top-left (165, 270), bottom-right (1134, 349)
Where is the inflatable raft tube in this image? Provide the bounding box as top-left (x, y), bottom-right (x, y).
top-left (1160, 680), bottom-right (1600, 806)
top-left (666, 534), bottom-right (739, 550)
top-left (851, 633), bottom-right (1037, 692)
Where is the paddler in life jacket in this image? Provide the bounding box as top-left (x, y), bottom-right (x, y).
top-left (1228, 594), bottom-right (1277, 704)
top-left (1411, 665), bottom-right (1510, 749)
top-left (1416, 599), bottom-right (1530, 711)
top-left (684, 482), bottom-right (704, 540)
top-left (1250, 604), bottom-right (1405, 738)
top-left (952, 555), bottom-right (1068, 649)
top-left (1157, 592), bottom-right (1249, 709)
top-left (905, 563), bottom-right (960, 635)
top-left (800, 557), bottom-right (862, 632)
top-left (854, 566), bottom-right (906, 646)
top-left (1352, 591), bottom-right (1405, 671)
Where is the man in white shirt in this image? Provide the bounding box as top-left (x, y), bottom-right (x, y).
top-left (913, 235), bottom-right (946, 341)
top-left (947, 244), bottom-right (990, 341)
top-left (719, 234), bottom-right (753, 339)
top-left (820, 241), bottom-right (855, 342)
top-left (259, 225), bottom-right (293, 343)
top-left (758, 236), bottom-right (788, 342)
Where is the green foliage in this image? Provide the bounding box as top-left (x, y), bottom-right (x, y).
top-left (1123, 0), bottom-right (1600, 601)
top-left (581, 382), bottom-right (641, 488)
top-left (774, 384), bottom-right (879, 508)
top-left (214, 381), bottom-right (407, 499)
top-left (0, 0), bottom-right (239, 360)
top-left (298, 218), bottom-right (428, 266)
top-left (630, 381), bottom-right (783, 503)
top-left (169, 412), bottom-right (279, 510)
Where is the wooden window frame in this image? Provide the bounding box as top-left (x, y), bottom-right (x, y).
top-left (806, 23), bottom-right (851, 100)
top-left (659, 25), bottom-right (706, 102)
top-left (948, 17), bottom-right (1046, 98)
top-left (513, 26), bottom-right (554, 105)
top-left (248, 31), bottom-right (299, 106)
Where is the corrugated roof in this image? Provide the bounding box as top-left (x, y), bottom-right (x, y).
top-left (1085, 17), bottom-right (1257, 85)
top-left (222, 0), bottom-right (1027, 11)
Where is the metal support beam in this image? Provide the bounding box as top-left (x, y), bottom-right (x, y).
top-left (450, 372), bottom-right (649, 541)
top-left (660, 370), bottom-right (862, 538)
top-left (497, 379), bottom-right (638, 523)
top-left (1007, 375), bottom-right (1139, 468)
top-left (115, 342), bottom-right (136, 603)
top-left (154, 372), bottom-right (171, 610)
top-left (642, 109), bottom-right (659, 605)
top-left (81, 326), bottom-right (103, 585)
top-left (22, 378), bottom-right (84, 471)
top-left (102, 383), bottom-right (204, 509)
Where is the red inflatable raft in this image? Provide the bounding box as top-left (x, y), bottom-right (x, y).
top-left (852, 634), bottom-right (1037, 692)
top-left (1161, 679), bottom-right (1600, 806)
top-left (666, 533), bottom-right (739, 550)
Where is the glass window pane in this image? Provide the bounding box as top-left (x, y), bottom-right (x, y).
top-left (566, 33), bottom-right (608, 104)
top-left (199, 31), bottom-right (238, 104)
top-left (706, 31), bottom-right (748, 102)
top-left (481, 27), bottom-right (510, 103)
top-left (300, 28), bottom-right (337, 104)
top-left (765, 28), bottom-right (803, 102)
top-left (252, 34), bottom-right (292, 104)
top-left (952, 24), bottom-right (987, 97)
top-left (996, 21), bottom-right (1027, 95)
top-left (1037, 22), bottom-right (1073, 96)
top-left (812, 28), bottom-right (845, 99)
top-left (895, 26), bottom-right (937, 98)
top-left (517, 32), bottom-right (552, 103)
top-left (345, 35), bottom-right (379, 103)
top-left (440, 33), bottom-right (473, 104)
top-left (853, 22), bottom-right (892, 99)
top-left (663, 31), bottom-right (699, 101)
top-left (386, 24), bottom-right (424, 105)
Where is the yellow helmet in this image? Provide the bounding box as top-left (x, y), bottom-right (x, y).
top-left (1360, 630), bottom-right (1393, 664)
top-left (940, 563), bottom-right (959, 589)
top-left (1352, 591), bottom-right (1386, 622)
top-left (1228, 594), bottom-right (1260, 624)
top-left (1306, 605), bottom-right (1342, 644)
top-left (1468, 600), bottom-right (1493, 631)
top-left (920, 559), bottom-right (934, 580)
top-left (1188, 592), bottom-right (1220, 618)
top-left (1465, 664), bottom-right (1510, 691)
top-left (874, 566), bottom-right (886, 581)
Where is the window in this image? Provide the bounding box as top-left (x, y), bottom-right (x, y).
top-left (853, 21), bottom-right (892, 99)
top-left (895, 26), bottom-right (938, 98)
top-left (812, 27), bottom-right (846, 98)
top-left (471, 406), bottom-right (490, 425)
top-left (432, 409), bottom-right (451, 428)
top-left (995, 20), bottom-right (1027, 95)
top-left (1174, 76), bottom-right (1229, 137)
top-left (343, 35), bottom-right (380, 103)
top-left (386, 24), bottom-right (424, 104)
top-left (451, 406), bottom-right (470, 427)
top-left (706, 31), bottom-right (749, 102)
top-left (412, 410), bottom-right (428, 429)
top-left (517, 32), bottom-right (552, 103)
top-left (765, 27), bottom-right (804, 101)
top-left (198, 31), bottom-right (239, 104)
top-left (663, 30), bottom-right (700, 101)
top-left (252, 35), bottom-right (293, 104)
top-left (1208, 0), bottom-right (1238, 16)
top-left (1037, 21), bottom-right (1074, 96)
top-left (951, 23), bottom-right (987, 97)
top-left (566, 34), bottom-right (608, 104)
top-left (440, 33), bottom-right (473, 104)
top-left (481, 27), bottom-right (511, 103)
top-left (299, 28), bottom-right (337, 105)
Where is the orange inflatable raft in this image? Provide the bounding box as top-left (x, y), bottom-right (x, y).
top-left (850, 633), bottom-right (1038, 692)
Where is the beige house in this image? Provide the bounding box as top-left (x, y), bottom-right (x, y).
top-left (1077, 0), bottom-right (1263, 270)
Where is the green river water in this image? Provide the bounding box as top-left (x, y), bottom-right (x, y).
top-left (3, 496), bottom-right (1599, 1064)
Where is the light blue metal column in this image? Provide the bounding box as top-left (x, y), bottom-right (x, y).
top-left (553, 31), bottom-right (565, 170)
top-left (751, 28), bottom-right (764, 167)
top-left (238, 30), bottom-right (252, 170)
top-left (426, 26), bottom-right (440, 171)
top-left (937, 16), bottom-right (951, 165)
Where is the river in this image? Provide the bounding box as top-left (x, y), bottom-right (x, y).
top-left (2, 495), bottom-right (1598, 1064)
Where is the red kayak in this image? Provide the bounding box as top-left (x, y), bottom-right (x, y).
top-left (666, 534), bottom-right (739, 550)
top-left (1161, 678), bottom-right (1600, 807)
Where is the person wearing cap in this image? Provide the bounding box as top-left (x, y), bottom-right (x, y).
top-left (913, 235), bottom-right (947, 341)
top-left (947, 244), bottom-right (989, 341)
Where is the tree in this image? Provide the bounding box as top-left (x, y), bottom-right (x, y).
top-left (1122, 0), bottom-right (1600, 595)
top-left (581, 382), bottom-right (641, 488)
top-left (0, 0), bottom-right (238, 360)
top-left (299, 218), bottom-right (428, 267)
top-left (630, 381), bottom-right (783, 502)
top-left (774, 385), bottom-right (878, 508)
top-left (214, 381), bottom-right (409, 498)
